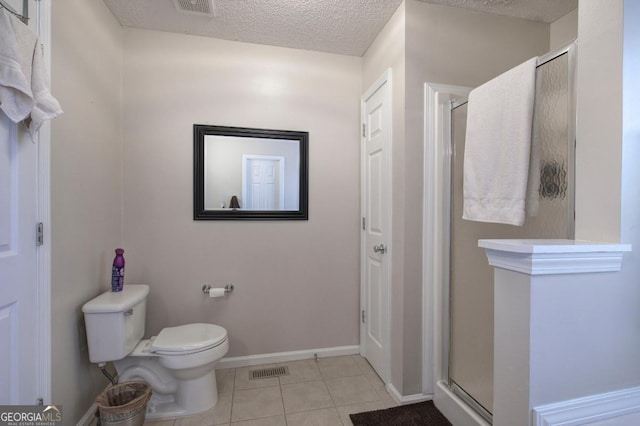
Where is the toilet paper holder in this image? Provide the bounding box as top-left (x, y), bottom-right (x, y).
top-left (202, 283), bottom-right (234, 294)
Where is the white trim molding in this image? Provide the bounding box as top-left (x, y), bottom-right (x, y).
top-left (35, 0), bottom-right (52, 406)
top-left (482, 239), bottom-right (633, 426)
top-left (533, 386), bottom-right (640, 426)
top-left (434, 381), bottom-right (491, 426)
top-left (422, 82), bottom-right (472, 397)
top-left (217, 345), bottom-right (360, 369)
top-left (386, 383), bottom-right (432, 406)
top-left (480, 239), bottom-right (631, 275)
top-left (77, 384), bottom-right (110, 426)
top-left (77, 403), bottom-right (98, 426)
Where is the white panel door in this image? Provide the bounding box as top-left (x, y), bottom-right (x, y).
top-left (243, 156), bottom-right (285, 210)
top-left (0, 112), bottom-right (39, 404)
top-left (361, 70), bottom-right (391, 383)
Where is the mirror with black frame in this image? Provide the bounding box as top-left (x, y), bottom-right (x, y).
top-left (193, 125), bottom-right (309, 220)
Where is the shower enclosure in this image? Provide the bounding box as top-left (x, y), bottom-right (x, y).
top-left (442, 44), bottom-right (576, 423)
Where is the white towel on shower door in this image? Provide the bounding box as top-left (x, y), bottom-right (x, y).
top-left (462, 56), bottom-right (538, 226)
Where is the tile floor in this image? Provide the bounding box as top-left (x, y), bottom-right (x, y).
top-left (140, 355), bottom-right (397, 426)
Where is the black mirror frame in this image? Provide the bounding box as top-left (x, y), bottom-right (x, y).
top-left (193, 125), bottom-right (309, 220)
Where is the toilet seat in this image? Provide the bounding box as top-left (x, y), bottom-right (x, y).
top-left (151, 323), bottom-right (227, 355)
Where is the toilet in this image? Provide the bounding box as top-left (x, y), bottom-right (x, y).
top-left (82, 284), bottom-right (228, 420)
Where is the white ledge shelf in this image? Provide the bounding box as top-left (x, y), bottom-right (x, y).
top-left (478, 239), bottom-right (632, 275)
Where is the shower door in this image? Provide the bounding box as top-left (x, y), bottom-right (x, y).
top-left (447, 50), bottom-right (574, 421)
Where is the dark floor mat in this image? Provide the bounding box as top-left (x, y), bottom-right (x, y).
top-left (350, 400), bottom-right (452, 426)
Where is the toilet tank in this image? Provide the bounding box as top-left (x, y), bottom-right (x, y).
top-left (82, 284), bottom-right (149, 363)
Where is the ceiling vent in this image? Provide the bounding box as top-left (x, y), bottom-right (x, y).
top-left (173, 0), bottom-right (216, 17)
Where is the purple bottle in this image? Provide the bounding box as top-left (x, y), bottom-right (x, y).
top-left (111, 248), bottom-right (125, 292)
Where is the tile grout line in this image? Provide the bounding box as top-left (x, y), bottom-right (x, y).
top-left (324, 374), bottom-right (346, 426)
top-left (283, 357), bottom-right (345, 425)
top-left (278, 374), bottom-right (288, 426)
top-left (318, 358), bottom-right (345, 426)
top-left (318, 357), bottom-right (344, 422)
top-left (228, 367), bottom-right (236, 425)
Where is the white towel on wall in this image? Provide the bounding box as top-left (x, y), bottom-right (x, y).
top-left (0, 8), bottom-right (35, 122)
top-left (27, 34), bottom-right (63, 140)
top-left (462, 56), bottom-right (538, 226)
top-left (0, 9), bottom-right (62, 141)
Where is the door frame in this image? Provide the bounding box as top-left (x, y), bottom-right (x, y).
top-left (360, 68), bottom-right (392, 384)
top-left (35, 0), bottom-right (53, 404)
top-left (422, 83), bottom-right (471, 397)
top-left (0, 0), bottom-right (52, 404)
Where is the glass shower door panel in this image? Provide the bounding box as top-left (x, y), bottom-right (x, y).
top-left (449, 103), bottom-right (495, 414)
top-left (448, 53), bottom-right (571, 416)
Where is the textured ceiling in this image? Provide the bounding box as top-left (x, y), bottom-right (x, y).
top-left (417, 0), bottom-right (577, 24)
top-left (102, 0), bottom-right (577, 57)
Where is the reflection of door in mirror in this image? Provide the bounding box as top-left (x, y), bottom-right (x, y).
top-left (242, 155), bottom-right (285, 210)
top-left (203, 135), bottom-right (300, 211)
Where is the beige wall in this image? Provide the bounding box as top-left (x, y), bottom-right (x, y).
top-left (51, 0), bottom-right (123, 422)
top-left (575, 1), bottom-right (623, 242)
top-left (550, 9), bottom-right (578, 51)
top-left (362, 3), bottom-right (406, 90)
top-left (121, 29), bottom-right (362, 357)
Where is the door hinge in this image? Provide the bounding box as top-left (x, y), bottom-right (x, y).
top-left (362, 217), bottom-right (365, 230)
top-left (362, 123), bottom-right (366, 138)
top-left (36, 222), bottom-right (43, 246)
top-left (361, 309), bottom-right (365, 323)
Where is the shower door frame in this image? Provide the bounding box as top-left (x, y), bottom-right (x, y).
top-left (422, 83), bottom-right (472, 400)
top-left (422, 42), bottom-right (577, 425)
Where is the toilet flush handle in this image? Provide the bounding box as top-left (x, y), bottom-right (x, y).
top-left (124, 308), bottom-right (133, 316)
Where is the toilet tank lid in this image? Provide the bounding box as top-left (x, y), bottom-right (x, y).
top-left (82, 284), bottom-right (150, 314)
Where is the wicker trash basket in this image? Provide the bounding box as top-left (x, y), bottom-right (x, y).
top-left (95, 381), bottom-right (152, 426)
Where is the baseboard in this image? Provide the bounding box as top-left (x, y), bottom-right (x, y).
top-left (76, 383), bottom-right (112, 426)
top-left (533, 386), bottom-right (640, 426)
top-left (217, 345), bottom-right (360, 369)
top-left (76, 403), bottom-right (97, 426)
top-left (433, 381), bottom-right (490, 426)
top-left (386, 383), bottom-right (432, 406)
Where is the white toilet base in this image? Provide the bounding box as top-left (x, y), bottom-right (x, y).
top-left (115, 352), bottom-right (222, 421)
top-left (145, 369), bottom-right (219, 420)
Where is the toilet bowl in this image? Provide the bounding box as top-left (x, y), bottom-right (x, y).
top-left (82, 285), bottom-right (229, 420)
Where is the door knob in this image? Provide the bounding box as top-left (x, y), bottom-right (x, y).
top-left (373, 244), bottom-right (387, 254)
